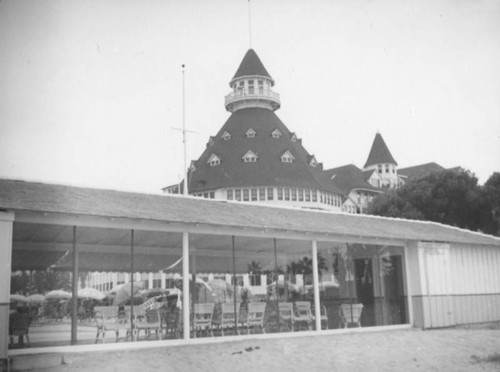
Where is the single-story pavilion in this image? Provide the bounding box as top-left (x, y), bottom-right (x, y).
top-left (1, 179), bottom-right (500, 365)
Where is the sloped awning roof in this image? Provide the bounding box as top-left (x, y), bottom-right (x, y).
top-left (1, 179), bottom-right (500, 249)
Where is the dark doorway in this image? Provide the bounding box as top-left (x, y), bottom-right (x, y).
top-left (383, 255), bottom-right (406, 324)
top-left (354, 258), bottom-right (375, 326)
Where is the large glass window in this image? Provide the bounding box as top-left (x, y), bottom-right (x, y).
top-left (9, 222), bottom-right (409, 350)
top-left (316, 242), bottom-right (408, 329)
top-left (10, 224), bottom-right (185, 347)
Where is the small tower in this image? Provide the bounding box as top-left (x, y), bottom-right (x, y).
top-left (363, 132), bottom-right (399, 189)
top-left (224, 49), bottom-right (281, 113)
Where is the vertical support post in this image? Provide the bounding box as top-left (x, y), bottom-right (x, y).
top-left (403, 243), bottom-right (414, 327)
top-left (190, 247), bottom-right (197, 338)
top-left (130, 229), bottom-right (135, 339)
top-left (0, 212), bottom-right (14, 369)
top-left (273, 238), bottom-right (280, 331)
top-left (232, 236), bottom-right (239, 335)
top-left (71, 226), bottom-right (78, 344)
top-left (182, 232), bottom-right (190, 339)
top-left (376, 248), bottom-right (385, 326)
top-left (312, 240), bottom-right (321, 331)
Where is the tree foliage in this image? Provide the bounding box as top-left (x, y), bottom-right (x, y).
top-left (482, 172), bottom-right (500, 236)
top-left (286, 254), bottom-right (328, 276)
top-left (11, 269), bottom-right (72, 295)
top-left (368, 168), bottom-right (499, 235)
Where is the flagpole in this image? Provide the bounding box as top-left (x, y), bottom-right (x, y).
top-left (182, 64), bottom-right (188, 196)
top-left (248, 0), bottom-right (252, 48)
top-left (180, 64), bottom-right (190, 339)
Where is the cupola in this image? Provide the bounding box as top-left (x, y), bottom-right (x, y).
top-left (225, 49), bottom-right (281, 113)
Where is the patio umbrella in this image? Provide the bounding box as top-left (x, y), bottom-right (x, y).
top-left (27, 294), bottom-right (46, 304)
top-left (78, 287), bottom-right (106, 301)
top-left (10, 294), bottom-right (30, 303)
top-left (113, 282), bottom-right (144, 306)
top-left (45, 290), bottom-right (72, 301)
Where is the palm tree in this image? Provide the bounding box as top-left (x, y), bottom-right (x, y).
top-left (247, 260), bottom-right (263, 286)
top-left (247, 260), bottom-right (262, 274)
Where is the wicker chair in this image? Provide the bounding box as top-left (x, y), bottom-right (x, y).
top-left (339, 303), bottom-right (364, 328)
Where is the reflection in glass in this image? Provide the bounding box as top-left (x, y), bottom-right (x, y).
top-left (317, 243), bottom-right (407, 329)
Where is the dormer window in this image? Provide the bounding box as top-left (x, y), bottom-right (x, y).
top-left (290, 133), bottom-right (297, 142)
top-left (281, 151), bottom-right (294, 163)
top-left (189, 161), bottom-right (197, 172)
top-left (242, 150), bottom-right (257, 163)
top-left (207, 154), bottom-right (220, 167)
top-left (222, 131), bottom-right (231, 141)
top-left (272, 129), bottom-right (282, 139)
top-left (309, 156), bottom-right (317, 167)
top-left (207, 137), bottom-right (215, 146)
top-left (246, 128), bottom-right (256, 138)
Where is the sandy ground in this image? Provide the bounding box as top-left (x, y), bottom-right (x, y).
top-left (12, 324), bottom-right (500, 372)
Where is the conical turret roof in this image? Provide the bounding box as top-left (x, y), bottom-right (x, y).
top-left (364, 133), bottom-right (398, 168)
top-left (231, 49), bottom-right (273, 83)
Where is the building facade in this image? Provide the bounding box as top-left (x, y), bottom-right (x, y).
top-left (164, 49), bottom-right (435, 214)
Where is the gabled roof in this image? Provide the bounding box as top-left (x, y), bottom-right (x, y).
top-left (363, 169), bottom-right (380, 180)
top-left (187, 108), bottom-right (342, 195)
top-left (364, 133), bottom-right (398, 168)
top-left (231, 49), bottom-right (273, 83)
top-left (398, 162), bottom-right (445, 182)
top-left (324, 164), bottom-right (380, 195)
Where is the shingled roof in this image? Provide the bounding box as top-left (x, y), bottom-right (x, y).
top-left (324, 164), bottom-right (380, 194)
top-left (188, 107), bottom-right (342, 195)
top-left (2, 179), bottom-right (500, 247)
top-left (398, 162), bottom-right (445, 182)
top-left (231, 49), bottom-right (273, 84)
top-left (364, 132), bottom-right (398, 168)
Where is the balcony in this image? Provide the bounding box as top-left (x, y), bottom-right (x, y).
top-left (224, 89), bottom-right (281, 112)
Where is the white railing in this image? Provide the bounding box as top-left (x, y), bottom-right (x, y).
top-left (224, 89), bottom-right (281, 106)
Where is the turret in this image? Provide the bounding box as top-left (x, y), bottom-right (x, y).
top-left (224, 49), bottom-right (280, 113)
top-left (363, 132), bottom-right (399, 189)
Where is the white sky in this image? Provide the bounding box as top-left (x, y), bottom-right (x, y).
top-left (1, 0), bottom-right (499, 193)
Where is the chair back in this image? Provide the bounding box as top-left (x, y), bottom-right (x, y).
top-left (11, 314), bottom-right (30, 331)
top-left (294, 301), bottom-right (313, 320)
top-left (194, 303), bottom-right (215, 328)
top-left (340, 303), bottom-right (363, 322)
top-left (278, 302), bottom-right (294, 321)
top-left (220, 302), bottom-right (240, 327)
top-left (145, 309), bottom-right (161, 325)
top-left (247, 302), bottom-right (266, 325)
top-left (94, 306), bottom-right (118, 320)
